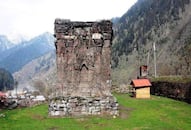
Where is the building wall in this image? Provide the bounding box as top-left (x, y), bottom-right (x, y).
top-left (54, 19), bottom-right (113, 97)
top-left (49, 19), bottom-right (119, 116)
top-left (136, 87), bottom-right (150, 98)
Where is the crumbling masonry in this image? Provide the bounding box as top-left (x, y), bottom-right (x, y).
top-left (49, 19), bottom-right (118, 116)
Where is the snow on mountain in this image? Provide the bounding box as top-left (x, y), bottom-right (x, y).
top-left (0, 32), bottom-right (55, 73)
top-left (0, 35), bottom-right (14, 52)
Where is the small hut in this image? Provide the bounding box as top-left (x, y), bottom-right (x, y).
top-left (131, 79), bottom-right (151, 99)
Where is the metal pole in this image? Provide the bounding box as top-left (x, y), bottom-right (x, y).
top-left (153, 42), bottom-right (157, 78)
top-left (147, 51), bottom-right (150, 67)
top-left (147, 50), bottom-right (150, 76)
top-left (137, 42), bottom-right (140, 78)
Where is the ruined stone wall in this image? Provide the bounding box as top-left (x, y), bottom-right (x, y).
top-left (49, 19), bottom-right (118, 116)
top-left (54, 19), bottom-right (112, 97)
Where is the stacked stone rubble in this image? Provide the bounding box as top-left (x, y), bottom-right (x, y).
top-left (49, 19), bottom-right (118, 116)
top-left (49, 96), bottom-right (118, 116)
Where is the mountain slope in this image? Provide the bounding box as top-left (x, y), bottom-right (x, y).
top-left (112, 0), bottom-right (191, 84)
top-left (0, 35), bottom-right (14, 53)
top-left (0, 32), bottom-right (55, 73)
top-left (13, 51), bottom-right (56, 84)
top-left (13, 51), bottom-right (56, 91)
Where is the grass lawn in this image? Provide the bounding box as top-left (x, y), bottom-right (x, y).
top-left (0, 94), bottom-right (191, 130)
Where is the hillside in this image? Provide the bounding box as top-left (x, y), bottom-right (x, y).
top-left (13, 51), bottom-right (56, 91)
top-left (0, 32), bottom-right (55, 73)
top-left (112, 0), bottom-right (191, 85)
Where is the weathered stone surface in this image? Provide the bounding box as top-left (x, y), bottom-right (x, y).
top-left (54, 19), bottom-right (113, 97)
top-left (49, 19), bottom-right (118, 116)
top-left (49, 96), bottom-right (119, 116)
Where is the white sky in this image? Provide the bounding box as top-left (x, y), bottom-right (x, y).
top-left (0, 0), bottom-right (137, 40)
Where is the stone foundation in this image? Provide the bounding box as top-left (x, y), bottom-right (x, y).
top-left (49, 96), bottom-right (118, 116)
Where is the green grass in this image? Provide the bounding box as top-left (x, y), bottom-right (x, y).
top-left (0, 94), bottom-right (191, 130)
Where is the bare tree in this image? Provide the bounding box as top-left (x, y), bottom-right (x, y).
top-left (33, 80), bottom-right (46, 95)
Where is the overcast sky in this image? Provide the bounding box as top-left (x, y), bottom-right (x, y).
top-left (0, 0), bottom-right (137, 41)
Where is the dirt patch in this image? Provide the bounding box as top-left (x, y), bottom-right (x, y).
top-left (118, 105), bottom-right (134, 119)
top-left (32, 114), bottom-right (45, 120)
top-left (48, 126), bottom-right (59, 130)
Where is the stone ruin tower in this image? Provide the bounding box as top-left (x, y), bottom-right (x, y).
top-left (49, 19), bottom-right (118, 116)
